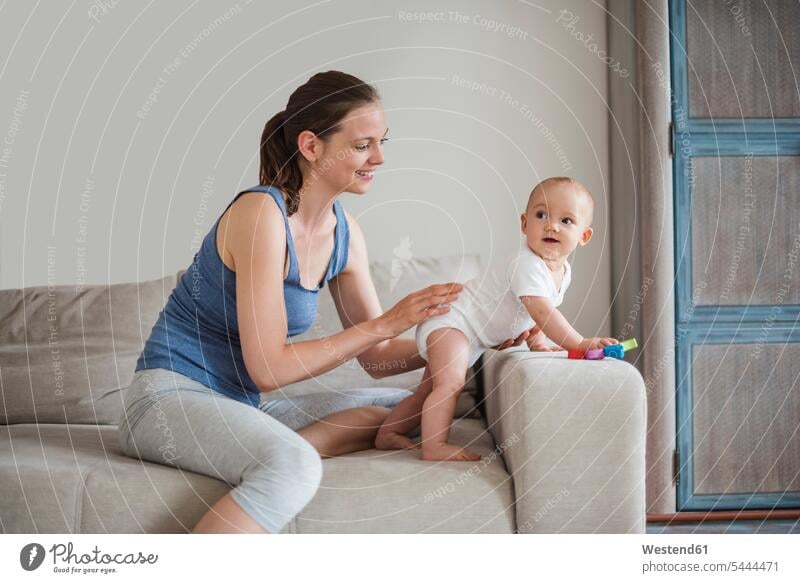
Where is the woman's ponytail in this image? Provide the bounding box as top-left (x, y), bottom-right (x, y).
top-left (258, 71), bottom-right (380, 216)
top-left (259, 109), bottom-right (304, 215)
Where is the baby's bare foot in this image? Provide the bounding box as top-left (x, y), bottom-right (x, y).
top-left (375, 430), bottom-right (418, 451)
top-left (421, 443), bottom-right (481, 462)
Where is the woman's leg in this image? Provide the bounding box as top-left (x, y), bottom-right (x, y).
top-left (260, 388), bottom-right (412, 456)
top-left (192, 492), bottom-right (265, 533)
top-left (259, 388), bottom-right (411, 431)
top-left (296, 406), bottom-right (389, 458)
top-left (117, 369), bottom-right (322, 534)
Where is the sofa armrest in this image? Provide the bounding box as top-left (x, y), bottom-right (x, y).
top-left (481, 348), bottom-right (647, 533)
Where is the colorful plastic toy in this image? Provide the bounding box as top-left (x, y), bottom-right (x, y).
top-left (585, 348), bottom-right (605, 360)
top-left (566, 338), bottom-right (638, 361)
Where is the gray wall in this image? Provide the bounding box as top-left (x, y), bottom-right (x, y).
top-left (607, 0), bottom-right (643, 363)
top-left (0, 0), bottom-right (611, 337)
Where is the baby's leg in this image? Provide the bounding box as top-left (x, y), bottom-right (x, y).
top-left (375, 365), bottom-right (434, 450)
top-left (421, 328), bottom-right (480, 461)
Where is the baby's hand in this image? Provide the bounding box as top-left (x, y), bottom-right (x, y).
top-left (579, 337), bottom-right (619, 351)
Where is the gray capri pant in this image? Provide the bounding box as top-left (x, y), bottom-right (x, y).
top-left (116, 367), bottom-right (410, 533)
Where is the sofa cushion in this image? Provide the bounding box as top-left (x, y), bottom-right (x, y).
top-left (0, 274), bottom-right (180, 425)
top-left (0, 420), bottom-right (514, 533)
top-left (291, 418), bottom-right (515, 533)
top-left (0, 423), bottom-right (228, 533)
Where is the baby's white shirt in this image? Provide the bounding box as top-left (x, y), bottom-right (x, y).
top-left (449, 243), bottom-right (572, 347)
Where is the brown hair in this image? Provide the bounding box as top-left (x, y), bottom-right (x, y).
top-left (259, 71), bottom-right (380, 215)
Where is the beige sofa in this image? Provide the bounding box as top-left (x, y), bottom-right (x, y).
top-left (0, 253), bottom-right (647, 533)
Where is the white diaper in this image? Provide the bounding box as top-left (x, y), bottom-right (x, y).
top-left (415, 309), bottom-right (487, 367)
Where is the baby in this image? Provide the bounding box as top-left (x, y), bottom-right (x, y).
top-left (375, 176), bottom-right (618, 461)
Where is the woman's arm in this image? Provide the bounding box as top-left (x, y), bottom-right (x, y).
top-left (227, 194), bottom-right (461, 391)
top-left (327, 212), bottom-right (426, 378)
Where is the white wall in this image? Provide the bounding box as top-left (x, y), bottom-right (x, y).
top-left (0, 0), bottom-right (611, 336)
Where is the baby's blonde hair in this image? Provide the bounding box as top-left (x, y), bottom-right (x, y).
top-left (526, 176), bottom-right (594, 225)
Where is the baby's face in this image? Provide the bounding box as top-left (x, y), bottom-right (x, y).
top-left (520, 183), bottom-right (593, 262)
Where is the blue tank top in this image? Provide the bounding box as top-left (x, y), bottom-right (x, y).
top-left (135, 185), bottom-right (350, 407)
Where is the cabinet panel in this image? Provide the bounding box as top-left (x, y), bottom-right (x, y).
top-left (687, 0), bottom-right (800, 119)
top-left (692, 342), bottom-right (800, 495)
top-left (690, 156), bottom-right (800, 306)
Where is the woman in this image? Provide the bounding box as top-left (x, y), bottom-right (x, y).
top-left (117, 71), bottom-right (530, 534)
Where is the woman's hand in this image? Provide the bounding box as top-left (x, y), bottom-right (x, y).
top-left (522, 324), bottom-right (563, 351)
top-left (375, 282), bottom-right (464, 338)
top-left (491, 326), bottom-right (537, 351)
top-left (529, 343), bottom-right (565, 352)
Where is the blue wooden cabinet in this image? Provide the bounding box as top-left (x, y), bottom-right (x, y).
top-left (669, 0), bottom-right (800, 511)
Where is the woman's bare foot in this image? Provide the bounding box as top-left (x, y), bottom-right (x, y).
top-left (421, 442), bottom-right (481, 461)
top-left (374, 430), bottom-right (418, 450)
